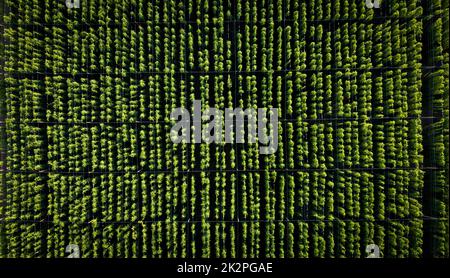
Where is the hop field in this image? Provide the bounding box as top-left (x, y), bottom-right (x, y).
top-left (0, 0), bottom-right (448, 258)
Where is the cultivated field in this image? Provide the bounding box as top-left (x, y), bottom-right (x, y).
top-left (0, 0), bottom-right (448, 258)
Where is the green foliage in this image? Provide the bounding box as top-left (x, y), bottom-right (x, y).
top-left (0, 0), bottom-right (448, 258)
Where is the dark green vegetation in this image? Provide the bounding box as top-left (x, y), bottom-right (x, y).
top-left (0, 0), bottom-right (448, 258)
